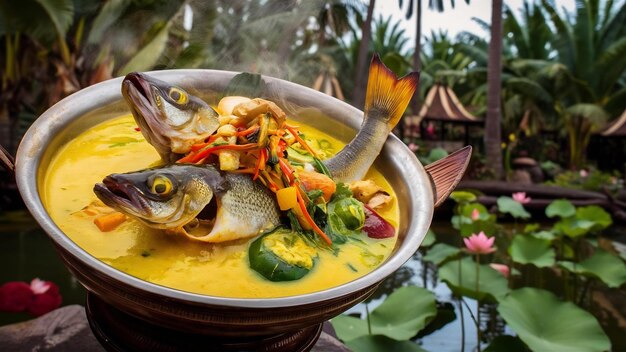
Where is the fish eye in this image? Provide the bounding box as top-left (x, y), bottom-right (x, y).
top-left (150, 175), bottom-right (173, 195)
top-left (169, 87), bottom-right (188, 105)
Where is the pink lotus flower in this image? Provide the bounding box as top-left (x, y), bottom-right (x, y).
top-left (408, 143), bottom-right (419, 152)
top-left (489, 263), bottom-right (510, 278)
top-left (471, 208), bottom-right (480, 221)
top-left (579, 169), bottom-right (588, 178)
top-left (463, 231), bottom-right (496, 254)
top-left (512, 192), bottom-right (531, 204)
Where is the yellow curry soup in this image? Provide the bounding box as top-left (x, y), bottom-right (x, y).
top-left (44, 115), bottom-right (399, 298)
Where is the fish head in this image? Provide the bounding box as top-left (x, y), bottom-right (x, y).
top-left (93, 164), bottom-right (228, 229)
top-left (122, 72), bottom-right (220, 162)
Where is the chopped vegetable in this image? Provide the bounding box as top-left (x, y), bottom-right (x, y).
top-left (362, 205), bottom-right (395, 239)
top-left (249, 228), bottom-right (317, 281)
top-left (328, 197), bottom-right (365, 230)
top-left (170, 95), bottom-right (397, 248)
top-left (286, 146), bottom-right (314, 164)
top-left (94, 212), bottom-right (126, 232)
top-left (296, 189), bottom-right (332, 245)
top-left (276, 187), bottom-right (298, 211)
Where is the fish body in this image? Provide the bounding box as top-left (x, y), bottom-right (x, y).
top-left (94, 164), bottom-right (280, 242)
top-left (122, 72), bottom-right (220, 162)
top-left (122, 55), bottom-right (418, 182)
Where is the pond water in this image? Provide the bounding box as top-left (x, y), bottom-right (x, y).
top-left (1, 211), bottom-right (624, 350)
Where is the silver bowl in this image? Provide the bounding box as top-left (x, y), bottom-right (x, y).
top-left (15, 69), bottom-right (468, 349)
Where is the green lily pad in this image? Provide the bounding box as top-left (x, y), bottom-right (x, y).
top-left (554, 218), bottom-right (596, 237)
top-left (546, 199), bottom-right (576, 218)
top-left (576, 206), bottom-right (612, 231)
top-left (421, 229), bottom-right (436, 248)
top-left (484, 335), bottom-right (527, 352)
top-left (345, 335), bottom-right (428, 352)
top-left (497, 197), bottom-right (530, 219)
top-left (558, 250), bottom-right (626, 288)
top-left (509, 235), bottom-right (555, 268)
top-left (530, 230), bottom-right (557, 241)
top-left (453, 203), bottom-right (497, 237)
top-left (523, 223), bottom-right (540, 233)
top-left (331, 286), bottom-right (436, 342)
top-left (438, 257), bottom-right (510, 302)
top-left (449, 191), bottom-right (477, 203)
top-left (497, 288), bottom-right (611, 352)
top-left (422, 243), bottom-right (461, 266)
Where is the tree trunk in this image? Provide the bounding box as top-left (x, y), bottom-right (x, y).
top-left (485, 0), bottom-right (503, 179)
top-left (402, 0), bottom-right (423, 140)
top-left (411, 0), bottom-right (422, 114)
top-left (352, 0), bottom-right (376, 108)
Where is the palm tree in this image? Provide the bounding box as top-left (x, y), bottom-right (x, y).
top-left (483, 0), bottom-right (505, 178)
top-left (540, 0), bottom-right (626, 168)
top-left (352, 0), bottom-right (376, 108)
top-left (397, 0), bottom-right (470, 115)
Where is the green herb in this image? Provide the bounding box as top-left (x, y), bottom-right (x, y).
top-left (346, 263), bottom-right (358, 272)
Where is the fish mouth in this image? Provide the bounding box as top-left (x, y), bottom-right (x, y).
top-left (122, 72), bottom-right (171, 158)
top-left (93, 175), bottom-right (151, 216)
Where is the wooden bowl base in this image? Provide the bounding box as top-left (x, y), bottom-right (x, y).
top-left (85, 293), bottom-right (322, 352)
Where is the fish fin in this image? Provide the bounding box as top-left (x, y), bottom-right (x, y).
top-left (364, 54), bottom-right (419, 129)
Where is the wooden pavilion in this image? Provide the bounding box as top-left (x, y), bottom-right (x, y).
top-left (404, 83), bottom-right (482, 145)
top-left (591, 108), bottom-right (626, 173)
top-left (598, 108), bottom-right (626, 137)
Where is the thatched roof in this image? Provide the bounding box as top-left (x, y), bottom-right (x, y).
top-left (410, 83), bottom-right (482, 125)
top-left (403, 84), bottom-right (482, 138)
top-left (312, 71), bottom-right (345, 101)
top-left (598, 109), bottom-right (626, 137)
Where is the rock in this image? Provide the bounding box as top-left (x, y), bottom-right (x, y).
top-left (0, 305), bottom-right (104, 352)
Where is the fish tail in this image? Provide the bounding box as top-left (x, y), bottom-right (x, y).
top-left (363, 54), bottom-right (419, 129)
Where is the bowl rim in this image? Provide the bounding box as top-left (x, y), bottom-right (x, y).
top-left (15, 68), bottom-right (434, 308)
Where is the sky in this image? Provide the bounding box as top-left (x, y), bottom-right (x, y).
top-left (375, 0), bottom-right (577, 42)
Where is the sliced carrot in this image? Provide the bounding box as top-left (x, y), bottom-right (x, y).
top-left (235, 125), bottom-right (259, 137)
top-left (188, 143), bottom-right (258, 164)
top-left (278, 158), bottom-right (295, 185)
top-left (295, 190), bottom-right (332, 245)
top-left (94, 212), bottom-right (126, 232)
top-left (285, 124), bottom-right (318, 158)
top-left (253, 148), bottom-right (267, 180)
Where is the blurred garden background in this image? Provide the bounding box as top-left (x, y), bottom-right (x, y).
top-left (1, 0), bottom-right (626, 351)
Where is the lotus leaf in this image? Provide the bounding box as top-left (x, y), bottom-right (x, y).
top-left (449, 191), bottom-right (477, 204)
top-left (345, 335), bottom-right (429, 352)
top-left (422, 243), bottom-right (461, 266)
top-left (421, 229), bottom-right (436, 247)
top-left (497, 288), bottom-right (611, 352)
top-left (438, 257), bottom-right (510, 302)
top-left (497, 197), bottom-right (530, 219)
top-left (546, 199), bottom-right (576, 218)
top-left (331, 286), bottom-right (437, 342)
top-left (576, 206), bottom-right (612, 231)
top-left (509, 235), bottom-right (555, 268)
top-left (558, 250), bottom-right (626, 288)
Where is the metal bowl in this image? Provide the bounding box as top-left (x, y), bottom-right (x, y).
top-left (15, 69), bottom-right (461, 349)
